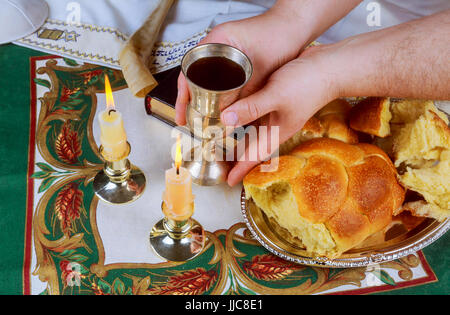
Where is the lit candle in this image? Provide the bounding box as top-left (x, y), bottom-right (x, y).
top-left (98, 75), bottom-right (128, 161)
top-left (163, 136), bottom-right (194, 221)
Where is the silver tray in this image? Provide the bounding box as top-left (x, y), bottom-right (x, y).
top-left (241, 189), bottom-right (450, 268)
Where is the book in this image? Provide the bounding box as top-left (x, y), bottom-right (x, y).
top-left (145, 66), bottom-right (185, 130)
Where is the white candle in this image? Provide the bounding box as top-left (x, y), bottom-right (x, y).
top-left (98, 75), bottom-right (128, 161)
top-left (163, 137), bottom-right (194, 220)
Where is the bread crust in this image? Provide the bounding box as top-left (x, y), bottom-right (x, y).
top-left (291, 155), bottom-right (348, 223)
top-left (349, 97), bottom-right (392, 137)
top-left (244, 138), bottom-right (405, 258)
top-left (279, 99), bottom-right (358, 155)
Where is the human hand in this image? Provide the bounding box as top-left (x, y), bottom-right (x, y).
top-left (175, 7), bottom-right (312, 125)
top-left (222, 45), bottom-right (339, 186)
top-left (175, 0), bottom-right (362, 125)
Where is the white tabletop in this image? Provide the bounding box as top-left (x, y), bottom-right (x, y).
top-left (92, 87), bottom-right (244, 265)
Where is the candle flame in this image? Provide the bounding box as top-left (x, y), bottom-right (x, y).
top-left (104, 74), bottom-right (115, 110)
top-left (175, 135), bottom-right (182, 172)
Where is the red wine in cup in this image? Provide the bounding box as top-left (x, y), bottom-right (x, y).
top-left (186, 56), bottom-right (246, 91)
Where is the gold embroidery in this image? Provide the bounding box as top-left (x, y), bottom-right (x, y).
top-left (38, 29), bottom-right (65, 41)
top-left (37, 28), bottom-right (80, 43)
top-left (46, 19), bottom-right (128, 42)
top-left (64, 31), bottom-right (80, 42)
top-left (17, 38), bottom-right (120, 65)
top-left (154, 29), bottom-right (210, 48)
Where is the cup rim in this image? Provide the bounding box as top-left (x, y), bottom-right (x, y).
top-left (180, 43), bottom-right (253, 93)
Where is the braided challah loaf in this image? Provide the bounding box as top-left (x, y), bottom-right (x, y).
top-left (244, 138), bottom-right (405, 258)
top-left (279, 99), bottom-right (358, 155)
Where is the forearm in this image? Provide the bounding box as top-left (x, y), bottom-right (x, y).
top-left (268, 0), bottom-right (362, 47)
top-left (235, 0), bottom-right (361, 65)
top-left (325, 10), bottom-right (450, 100)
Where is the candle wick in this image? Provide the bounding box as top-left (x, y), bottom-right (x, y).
top-left (176, 166), bottom-right (180, 175)
top-left (108, 109), bottom-right (116, 115)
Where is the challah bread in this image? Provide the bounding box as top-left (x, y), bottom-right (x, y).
top-left (349, 97), bottom-right (392, 137)
top-left (348, 98), bottom-right (448, 140)
top-left (316, 99), bottom-right (359, 144)
top-left (390, 99), bottom-right (449, 124)
top-left (402, 200), bottom-right (449, 222)
top-left (392, 102), bottom-right (450, 220)
top-left (244, 138), bottom-right (405, 258)
top-left (398, 144), bottom-right (450, 220)
top-left (393, 109), bottom-right (449, 167)
top-left (349, 97), bottom-right (450, 220)
top-left (279, 99), bottom-right (358, 155)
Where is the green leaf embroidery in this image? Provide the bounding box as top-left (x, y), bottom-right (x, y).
top-left (78, 264), bottom-right (88, 275)
top-left (69, 254), bottom-right (88, 263)
top-left (372, 269), bottom-right (396, 286)
top-left (34, 78), bottom-right (51, 89)
top-left (112, 278), bottom-right (126, 295)
top-left (224, 267), bottom-right (256, 295)
top-left (63, 58), bottom-right (79, 67)
top-left (31, 171), bottom-right (49, 179)
top-left (89, 75), bottom-right (99, 85)
top-left (238, 285), bottom-right (257, 295)
top-left (36, 162), bottom-right (57, 173)
top-left (97, 279), bottom-right (112, 294)
top-left (32, 163), bottom-right (73, 184)
top-left (38, 176), bottom-right (58, 193)
top-left (61, 98), bottom-right (84, 107)
top-left (60, 249), bottom-right (76, 257)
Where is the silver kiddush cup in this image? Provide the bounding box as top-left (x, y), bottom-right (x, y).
top-left (181, 43), bottom-right (253, 186)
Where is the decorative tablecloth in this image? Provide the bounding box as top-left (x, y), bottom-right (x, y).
top-left (0, 43), bottom-right (449, 295)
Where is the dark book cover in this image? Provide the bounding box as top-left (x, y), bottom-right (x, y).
top-left (145, 66), bottom-right (181, 127)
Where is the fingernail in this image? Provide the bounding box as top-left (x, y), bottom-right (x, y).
top-left (222, 111), bottom-right (238, 126)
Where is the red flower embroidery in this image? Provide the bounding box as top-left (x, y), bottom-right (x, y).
top-left (55, 122), bottom-right (82, 164)
top-left (243, 254), bottom-right (304, 281)
top-left (55, 182), bottom-right (83, 235)
top-left (148, 268), bottom-right (217, 295)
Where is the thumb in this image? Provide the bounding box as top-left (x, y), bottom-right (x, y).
top-left (220, 88), bottom-right (277, 127)
top-left (175, 73), bottom-right (190, 126)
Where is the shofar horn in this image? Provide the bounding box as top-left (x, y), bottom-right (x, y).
top-left (119, 0), bottom-right (174, 97)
